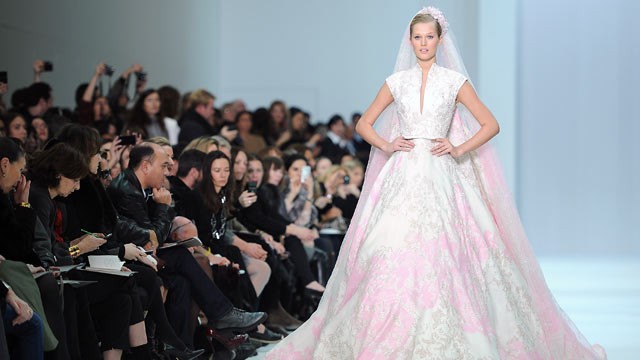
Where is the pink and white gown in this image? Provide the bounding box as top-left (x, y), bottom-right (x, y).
top-left (266, 63), bottom-right (606, 359)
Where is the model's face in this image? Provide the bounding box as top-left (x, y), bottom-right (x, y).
top-left (287, 159), bottom-right (307, 185)
top-left (268, 165), bottom-right (284, 186)
top-left (411, 22), bottom-right (440, 62)
top-left (56, 176), bottom-right (81, 197)
top-left (247, 160), bottom-right (263, 186)
top-left (210, 158), bottom-right (230, 191)
top-left (143, 92), bottom-right (161, 116)
top-left (233, 151), bottom-right (247, 181)
top-left (0, 156), bottom-right (26, 193)
top-left (8, 116), bottom-right (27, 142)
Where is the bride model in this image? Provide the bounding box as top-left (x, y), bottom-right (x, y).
top-left (266, 7), bottom-right (606, 359)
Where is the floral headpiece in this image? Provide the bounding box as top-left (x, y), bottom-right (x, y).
top-left (419, 6), bottom-right (449, 35)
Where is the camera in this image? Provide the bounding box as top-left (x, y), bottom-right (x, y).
top-left (247, 181), bottom-right (257, 193)
top-left (343, 175), bottom-right (350, 185)
top-left (98, 168), bottom-right (111, 180)
top-left (104, 65), bottom-right (114, 77)
top-left (119, 135), bottom-right (137, 146)
top-left (0, 71), bottom-right (7, 84)
top-left (43, 61), bottom-right (53, 72)
top-left (135, 71), bottom-right (147, 81)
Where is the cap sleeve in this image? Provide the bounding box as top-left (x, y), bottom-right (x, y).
top-left (452, 71), bottom-right (468, 95)
top-left (385, 72), bottom-right (402, 101)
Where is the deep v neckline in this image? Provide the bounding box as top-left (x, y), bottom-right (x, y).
top-left (418, 63), bottom-right (437, 115)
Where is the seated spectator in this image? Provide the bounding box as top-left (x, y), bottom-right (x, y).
top-left (25, 117), bottom-right (49, 153)
top-left (56, 124), bottom-right (202, 359)
top-left (4, 113), bottom-right (27, 145)
top-left (107, 143), bottom-right (267, 347)
top-left (0, 278), bottom-right (45, 360)
top-left (259, 156), bottom-right (326, 294)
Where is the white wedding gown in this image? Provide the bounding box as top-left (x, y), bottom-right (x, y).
top-left (266, 63), bottom-right (606, 359)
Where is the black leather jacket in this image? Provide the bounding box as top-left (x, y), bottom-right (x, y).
top-left (107, 169), bottom-right (175, 247)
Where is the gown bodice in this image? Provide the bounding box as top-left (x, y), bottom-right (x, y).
top-left (386, 63), bottom-right (467, 139)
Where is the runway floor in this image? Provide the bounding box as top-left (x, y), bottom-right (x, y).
top-left (249, 256), bottom-right (640, 359)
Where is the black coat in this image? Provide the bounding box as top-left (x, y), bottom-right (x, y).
top-left (236, 183), bottom-right (291, 238)
top-left (107, 169), bottom-right (175, 246)
top-left (62, 176), bottom-right (147, 255)
top-left (0, 193), bottom-right (40, 265)
top-left (177, 109), bottom-right (216, 145)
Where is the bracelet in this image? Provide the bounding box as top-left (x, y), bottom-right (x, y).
top-left (69, 245), bottom-right (80, 258)
top-left (18, 202), bottom-right (31, 208)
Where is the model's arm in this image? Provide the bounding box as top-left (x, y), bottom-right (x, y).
top-left (450, 82), bottom-right (500, 156)
top-left (355, 83), bottom-right (415, 154)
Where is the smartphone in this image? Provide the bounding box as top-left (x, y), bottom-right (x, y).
top-left (43, 61), bottom-right (53, 72)
top-left (246, 181), bottom-right (257, 193)
top-left (119, 135), bottom-right (136, 145)
top-left (301, 165), bottom-right (311, 182)
top-left (0, 71), bottom-right (7, 84)
top-left (343, 175), bottom-right (350, 185)
top-left (224, 124), bottom-right (237, 131)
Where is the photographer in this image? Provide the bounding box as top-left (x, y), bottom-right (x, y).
top-left (107, 63), bottom-right (146, 119)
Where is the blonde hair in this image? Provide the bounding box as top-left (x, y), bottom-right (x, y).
top-left (147, 136), bottom-right (170, 147)
top-left (319, 165), bottom-right (348, 184)
top-left (188, 89), bottom-right (216, 108)
top-left (342, 159), bottom-right (364, 173)
top-left (183, 136), bottom-right (219, 153)
top-left (410, 13), bottom-right (442, 37)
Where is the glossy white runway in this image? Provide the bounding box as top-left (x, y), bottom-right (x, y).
top-left (250, 257), bottom-right (640, 359)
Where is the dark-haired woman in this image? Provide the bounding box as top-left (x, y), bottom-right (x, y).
top-left (0, 137), bottom-right (46, 360)
top-left (194, 151), bottom-right (284, 342)
top-left (27, 143), bottom-right (150, 360)
top-left (56, 124), bottom-right (202, 359)
top-left (124, 89), bottom-right (180, 145)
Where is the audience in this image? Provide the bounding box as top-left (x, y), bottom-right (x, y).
top-left (0, 56), bottom-right (363, 359)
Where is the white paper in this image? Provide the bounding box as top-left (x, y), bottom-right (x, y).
top-left (87, 255), bottom-right (125, 270)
